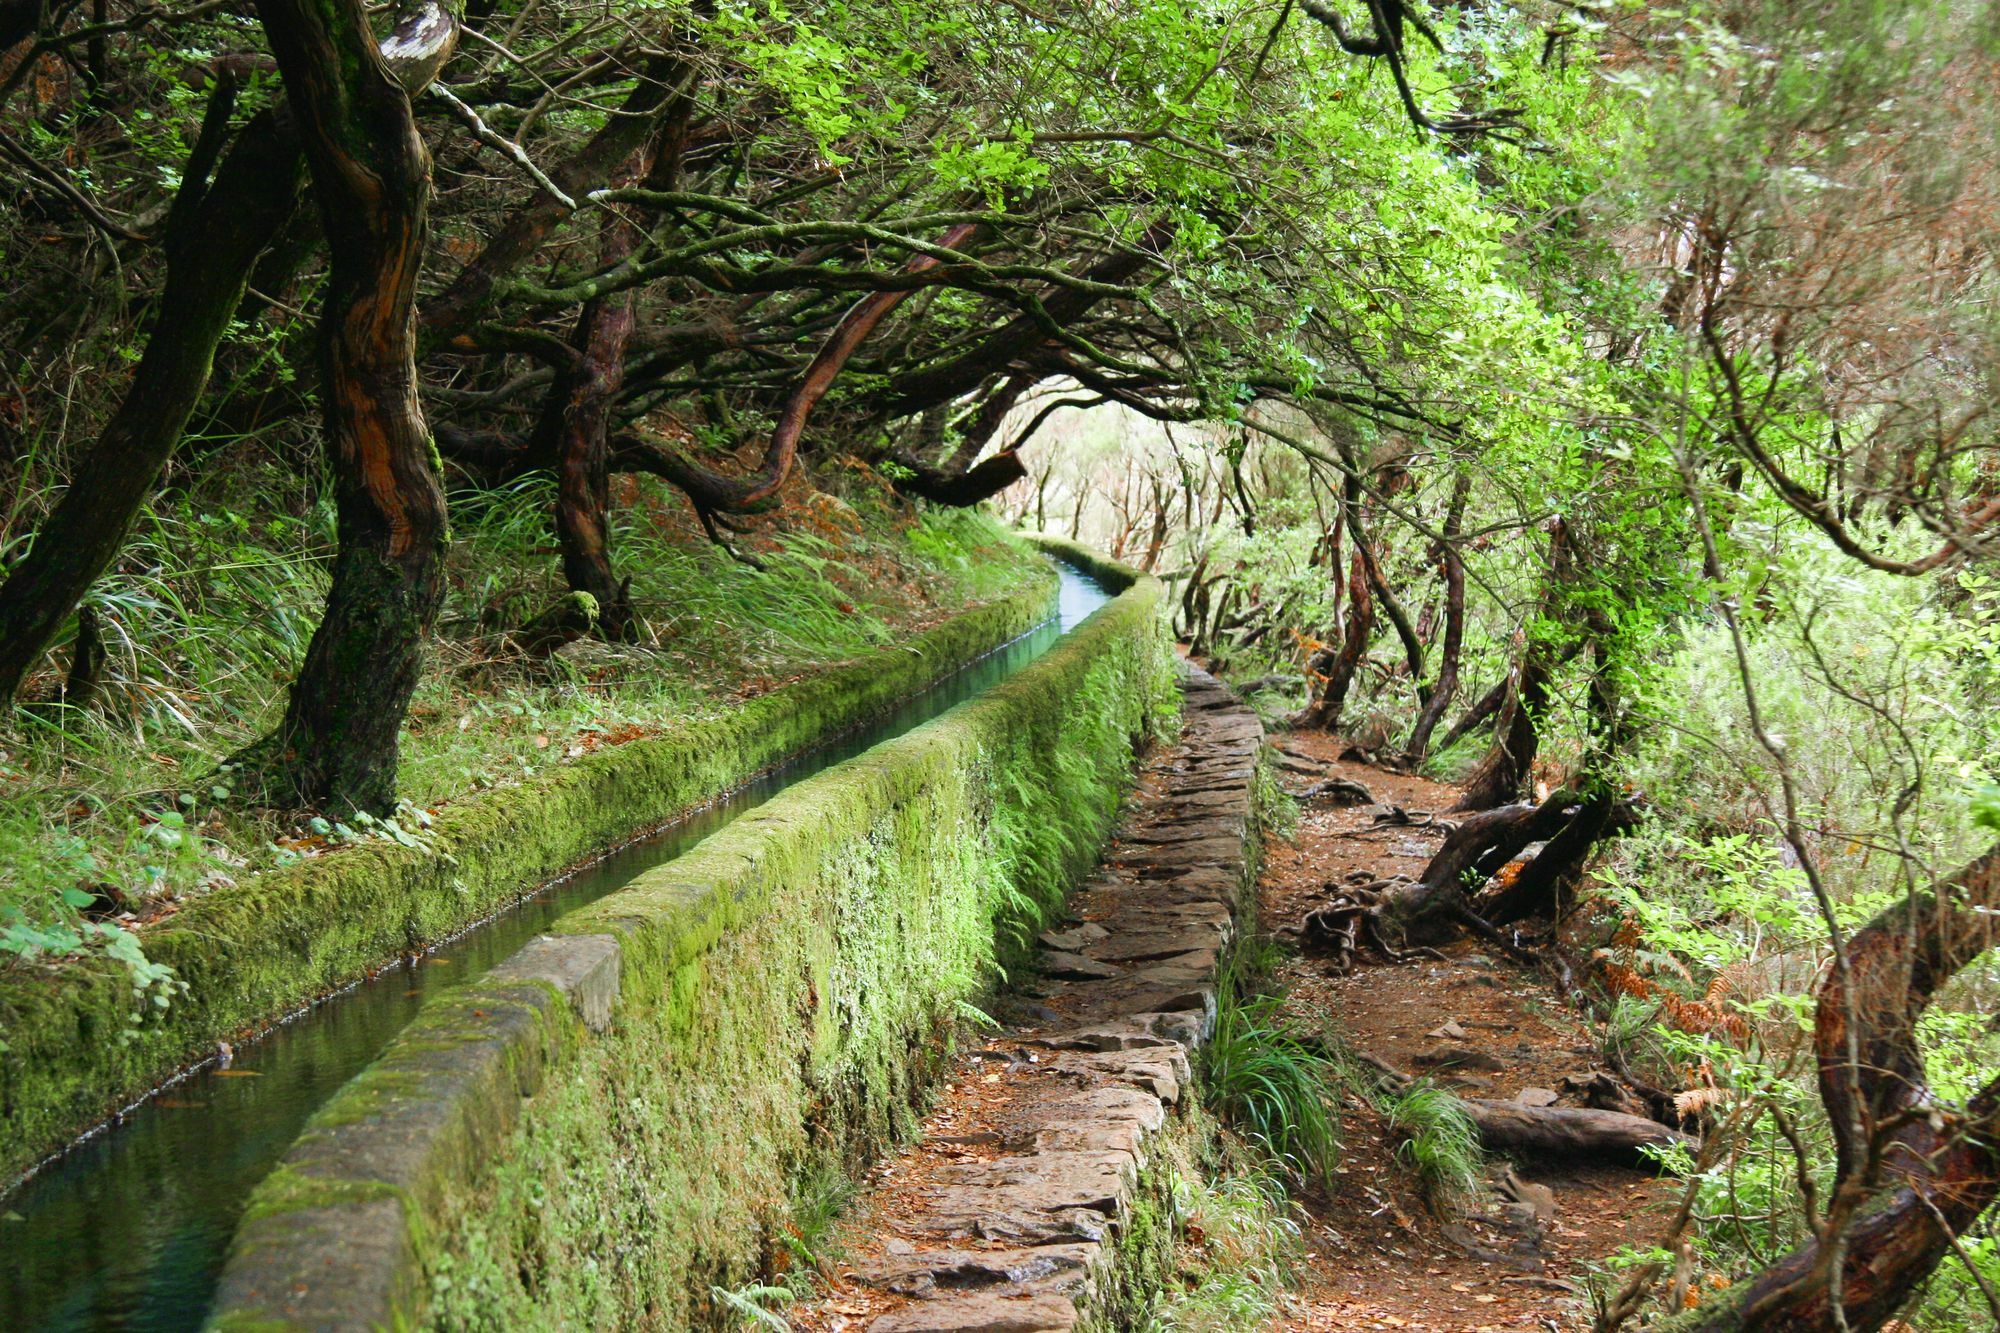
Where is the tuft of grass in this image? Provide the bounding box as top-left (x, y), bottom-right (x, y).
top-left (1144, 1146), bottom-right (1304, 1331)
top-left (1201, 952), bottom-right (1341, 1188)
top-left (773, 1158), bottom-right (856, 1299)
top-left (1380, 1079), bottom-right (1485, 1216)
top-left (1252, 757), bottom-right (1298, 841)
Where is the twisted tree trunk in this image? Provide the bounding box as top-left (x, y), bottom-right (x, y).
top-left (1404, 471), bottom-right (1470, 761)
top-left (1661, 846), bottom-right (2000, 1332)
top-left (1295, 545), bottom-right (1372, 730)
top-left (252, 0), bottom-right (456, 813)
top-left (1453, 518), bottom-right (1570, 812)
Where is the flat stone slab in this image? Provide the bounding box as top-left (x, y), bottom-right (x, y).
top-left (858, 1243), bottom-right (1098, 1297)
top-left (871, 1293), bottom-right (1081, 1332)
top-left (1108, 837), bottom-right (1245, 873)
top-left (1037, 951), bottom-right (1124, 981)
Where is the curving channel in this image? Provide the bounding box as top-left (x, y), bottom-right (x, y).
top-left (1, 560), bottom-right (1113, 1331)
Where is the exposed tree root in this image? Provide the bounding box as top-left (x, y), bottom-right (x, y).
top-left (1300, 777), bottom-right (1377, 807)
top-left (1301, 790), bottom-right (1610, 971)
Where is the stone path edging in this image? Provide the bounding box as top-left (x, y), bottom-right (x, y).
top-left (825, 664), bottom-right (1262, 1331)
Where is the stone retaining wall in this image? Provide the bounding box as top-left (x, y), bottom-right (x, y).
top-left (204, 559), bottom-right (1175, 1330)
top-left (812, 664), bottom-right (1263, 1331)
top-left (0, 567), bottom-right (1057, 1185)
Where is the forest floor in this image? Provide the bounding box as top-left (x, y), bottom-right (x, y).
top-left (1260, 729), bottom-right (1677, 1332)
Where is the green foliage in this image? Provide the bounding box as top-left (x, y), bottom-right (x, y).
top-left (1378, 1080), bottom-right (1485, 1218)
top-left (710, 1283), bottom-right (795, 1330)
top-left (1200, 954), bottom-right (1341, 1189)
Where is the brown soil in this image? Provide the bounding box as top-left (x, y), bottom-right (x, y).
top-left (1262, 729), bottom-right (1677, 1332)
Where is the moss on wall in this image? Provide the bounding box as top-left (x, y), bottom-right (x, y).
top-left (1024, 531), bottom-right (1142, 591)
top-left (207, 567), bottom-right (1175, 1331)
top-left (1, 568), bottom-right (1057, 1184)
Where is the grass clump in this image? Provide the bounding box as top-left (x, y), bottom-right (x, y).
top-left (1201, 945), bottom-right (1341, 1189)
top-left (1144, 1148), bottom-right (1304, 1331)
top-left (1378, 1078), bottom-right (1485, 1217)
top-left (1251, 756), bottom-right (1298, 842)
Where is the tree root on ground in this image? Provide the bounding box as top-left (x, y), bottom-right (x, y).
top-left (1300, 788), bottom-right (1637, 976)
top-left (1353, 1050), bottom-right (1699, 1166)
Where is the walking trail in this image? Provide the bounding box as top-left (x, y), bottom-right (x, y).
top-left (1263, 730), bottom-right (1674, 1332)
top-left (790, 692), bottom-right (1676, 1332)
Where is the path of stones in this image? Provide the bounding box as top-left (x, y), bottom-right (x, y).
top-left (794, 664), bottom-right (1261, 1331)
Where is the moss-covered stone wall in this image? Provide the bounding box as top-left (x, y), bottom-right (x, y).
top-left (206, 565), bottom-right (1172, 1330)
top-left (0, 569), bottom-right (1057, 1184)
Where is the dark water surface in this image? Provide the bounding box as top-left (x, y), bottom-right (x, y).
top-left (1, 562), bottom-right (1113, 1330)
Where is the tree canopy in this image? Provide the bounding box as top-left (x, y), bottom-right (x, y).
top-left (3, 0), bottom-right (1999, 1327)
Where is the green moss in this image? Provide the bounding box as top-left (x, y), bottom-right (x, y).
top-left (1024, 532), bottom-right (1141, 591)
top-left (0, 571), bottom-right (1056, 1184)
top-left (237, 1165), bottom-right (406, 1228)
top-left (207, 565), bottom-right (1174, 1331)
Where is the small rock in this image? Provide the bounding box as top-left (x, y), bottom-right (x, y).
top-left (1515, 1086), bottom-right (1558, 1107)
top-left (885, 1237), bottom-right (916, 1255)
top-left (1427, 1020), bottom-right (1467, 1041)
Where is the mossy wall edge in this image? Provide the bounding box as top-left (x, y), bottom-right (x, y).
top-left (0, 565), bottom-right (1058, 1184)
top-left (206, 556), bottom-right (1170, 1330)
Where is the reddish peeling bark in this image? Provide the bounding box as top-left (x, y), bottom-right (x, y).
top-left (1663, 846), bottom-right (2000, 1332)
top-left (542, 125), bottom-right (669, 642)
top-left (617, 221), bottom-right (984, 515)
top-left (1296, 546), bottom-right (1372, 731)
top-left (253, 0), bottom-right (454, 813)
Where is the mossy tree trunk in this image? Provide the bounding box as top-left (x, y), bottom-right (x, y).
top-left (255, 0), bottom-right (456, 813)
top-left (0, 94), bottom-right (303, 701)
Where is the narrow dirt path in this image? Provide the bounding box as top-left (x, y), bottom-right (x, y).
top-left (1262, 731), bottom-right (1676, 1333)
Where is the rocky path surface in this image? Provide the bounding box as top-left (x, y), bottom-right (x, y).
top-left (793, 665), bottom-right (1261, 1332)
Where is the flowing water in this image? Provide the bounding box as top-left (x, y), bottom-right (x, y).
top-left (1, 561), bottom-right (1114, 1331)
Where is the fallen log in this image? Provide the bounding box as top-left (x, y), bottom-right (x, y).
top-left (1461, 1099), bottom-right (1697, 1167)
top-left (1353, 1048), bottom-right (1697, 1167)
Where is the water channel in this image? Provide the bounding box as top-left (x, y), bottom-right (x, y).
top-left (1, 560), bottom-right (1114, 1330)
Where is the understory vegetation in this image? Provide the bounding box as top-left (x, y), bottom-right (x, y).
top-left (0, 480), bottom-right (1036, 978)
top-left (2, 0), bottom-right (1997, 1326)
